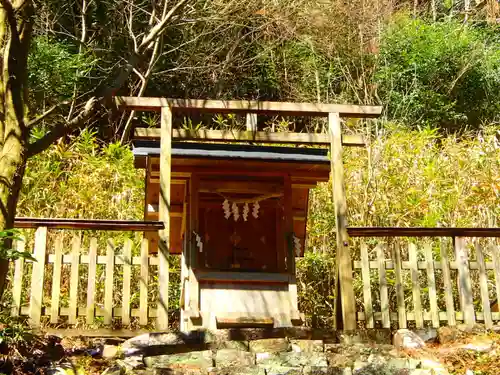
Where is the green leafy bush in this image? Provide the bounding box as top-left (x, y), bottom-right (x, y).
top-left (376, 15), bottom-right (500, 130)
top-left (28, 37), bottom-right (95, 107)
top-left (18, 129), bottom-right (144, 220)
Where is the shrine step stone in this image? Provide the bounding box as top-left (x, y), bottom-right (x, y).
top-left (118, 329), bottom-right (449, 375)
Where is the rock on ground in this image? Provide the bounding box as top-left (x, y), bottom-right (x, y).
top-left (393, 329), bottom-right (426, 350)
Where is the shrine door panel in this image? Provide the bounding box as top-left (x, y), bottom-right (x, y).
top-left (199, 202), bottom-right (283, 272)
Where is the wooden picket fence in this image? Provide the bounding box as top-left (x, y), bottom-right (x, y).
top-left (7, 220), bottom-right (500, 333)
top-left (349, 228), bottom-right (500, 329)
top-left (8, 219), bottom-right (169, 332)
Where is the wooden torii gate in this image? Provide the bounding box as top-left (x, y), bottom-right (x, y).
top-left (115, 97), bottom-right (382, 331)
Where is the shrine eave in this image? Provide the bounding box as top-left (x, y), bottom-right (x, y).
top-left (132, 141), bottom-right (330, 167)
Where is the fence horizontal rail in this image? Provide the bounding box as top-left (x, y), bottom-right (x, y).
top-left (357, 311), bottom-right (500, 322)
top-left (13, 218), bottom-right (164, 231)
top-left (19, 306), bottom-right (160, 318)
top-left (353, 260), bottom-right (499, 271)
top-left (347, 227), bottom-right (500, 237)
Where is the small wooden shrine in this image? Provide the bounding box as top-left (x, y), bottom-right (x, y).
top-left (117, 97), bottom-right (382, 331)
top-left (134, 141), bottom-right (330, 330)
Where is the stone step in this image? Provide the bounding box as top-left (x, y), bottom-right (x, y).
top-left (114, 364), bottom-right (442, 375)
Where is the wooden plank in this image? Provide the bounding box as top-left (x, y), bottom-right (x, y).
top-left (86, 238), bottom-right (98, 325)
top-left (346, 227), bottom-right (500, 238)
top-left (199, 180), bottom-right (283, 195)
top-left (216, 315), bottom-right (274, 328)
top-left (424, 242), bottom-right (440, 328)
top-left (68, 235), bottom-right (82, 324)
top-left (41, 328), bottom-right (150, 338)
top-left (409, 243), bottom-right (424, 328)
top-left (11, 239), bottom-right (26, 318)
top-left (360, 242), bottom-right (374, 328)
top-left (391, 240), bottom-right (407, 328)
top-left (475, 240), bottom-right (492, 328)
top-left (329, 112), bottom-right (356, 331)
top-left (68, 235), bottom-right (81, 325)
top-left (157, 105), bottom-right (172, 330)
top-left (20, 305), bottom-right (161, 319)
top-left (492, 243), bottom-right (500, 320)
top-left (116, 96), bottom-right (383, 118)
top-left (14, 218), bottom-right (163, 231)
top-left (50, 236), bottom-right (63, 324)
top-left (246, 113), bottom-right (258, 131)
top-left (358, 310), bottom-right (500, 323)
top-left (121, 239), bottom-right (132, 326)
top-left (284, 175), bottom-right (294, 273)
top-left (187, 175), bottom-right (200, 328)
top-left (354, 259), bottom-right (498, 272)
top-left (134, 128), bottom-right (365, 147)
top-left (197, 271), bottom-right (289, 283)
top-left (46, 254), bottom-right (160, 266)
top-left (104, 240), bottom-right (115, 325)
top-left (377, 244), bottom-right (390, 328)
top-left (139, 238), bottom-right (149, 326)
top-left (439, 239), bottom-right (456, 326)
top-left (29, 227), bottom-right (47, 327)
top-left (455, 237), bottom-right (475, 327)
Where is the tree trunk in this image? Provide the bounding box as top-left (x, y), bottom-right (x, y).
top-left (0, 0), bottom-right (32, 296)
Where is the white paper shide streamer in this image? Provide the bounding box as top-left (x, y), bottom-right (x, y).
top-left (293, 234), bottom-right (301, 257)
top-left (193, 231), bottom-right (203, 253)
top-left (221, 197), bottom-right (263, 221)
top-left (232, 202), bottom-right (240, 221)
top-left (252, 201), bottom-right (260, 219)
top-left (242, 203), bottom-right (249, 221)
top-left (222, 199), bottom-right (231, 219)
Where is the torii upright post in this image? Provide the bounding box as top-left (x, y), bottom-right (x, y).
top-left (329, 112), bottom-right (356, 331)
top-left (157, 105), bottom-right (172, 330)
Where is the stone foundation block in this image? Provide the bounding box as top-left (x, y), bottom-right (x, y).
top-left (215, 349), bottom-right (255, 367)
top-left (257, 352), bottom-right (327, 368)
top-left (303, 366), bottom-right (329, 375)
top-left (264, 366), bottom-right (303, 375)
top-left (291, 340), bottom-right (324, 353)
top-left (326, 353), bottom-right (355, 368)
top-left (250, 338), bottom-right (290, 353)
top-left (208, 366), bottom-right (265, 375)
top-left (143, 350), bottom-right (213, 371)
top-left (337, 330), bottom-right (392, 345)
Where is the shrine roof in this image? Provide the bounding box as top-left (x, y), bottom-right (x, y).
top-left (132, 141), bottom-right (329, 165)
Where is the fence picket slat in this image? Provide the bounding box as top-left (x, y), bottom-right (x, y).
top-left (50, 235), bottom-right (63, 324)
top-left (455, 237), bottom-right (475, 327)
top-left (11, 239), bottom-right (26, 318)
top-left (492, 243), bottom-right (500, 321)
top-left (29, 227), bottom-right (48, 327)
top-left (424, 242), bottom-right (439, 328)
top-left (377, 244), bottom-right (390, 328)
top-left (69, 235), bottom-right (81, 325)
top-left (104, 240), bottom-right (115, 325)
top-left (475, 241), bottom-right (492, 328)
top-left (360, 242), bottom-right (374, 328)
top-left (139, 238), bottom-right (149, 326)
top-left (122, 239), bottom-right (132, 326)
top-left (409, 243), bottom-right (424, 328)
top-left (439, 239), bottom-right (456, 326)
top-left (86, 238), bottom-right (98, 325)
top-left (391, 240), bottom-right (407, 328)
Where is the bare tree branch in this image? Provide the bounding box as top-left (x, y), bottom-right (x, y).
top-left (27, 98), bottom-right (98, 157)
top-left (139, 0), bottom-right (189, 50)
top-left (27, 0), bottom-right (191, 154)
top-left (26, 101), bottom-right (71, 128)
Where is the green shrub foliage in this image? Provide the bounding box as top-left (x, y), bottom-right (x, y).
top-left (376, 16), bottom-right (500, 130)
